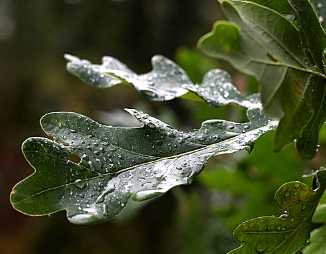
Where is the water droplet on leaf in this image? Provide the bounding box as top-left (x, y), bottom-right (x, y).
top-left (74, 179), bottom-right (87, 189)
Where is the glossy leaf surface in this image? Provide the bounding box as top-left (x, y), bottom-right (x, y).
top-left (198, 0), bottom-right (326, 159)
top-left (184, 69), bottom-right (261, 109)
top-left (10, 82), bottom-right (277, 224)
top-left (65, 54), bottom-right (189, 101)
top-left (229, 169), bottom-right (326, 254)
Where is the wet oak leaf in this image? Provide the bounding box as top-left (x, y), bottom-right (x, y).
top-left (10, 102), bottom-right (276, 224)
top-left (65, 54), bottom-right (190, 101)
top-left (229, 169), bottom-right (326, 254)
top-left (198, 0), bottom-right (326, 159)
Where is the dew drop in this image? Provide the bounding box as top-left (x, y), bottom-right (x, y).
top-left (198, 136), bottom-right (206, 141)
top-left (147, 122), bottom-right (156, 129)
top-left (301, 204), bottom-right (307, 211)
top-left (255, 242), bottom-right (268, 253)
top-left (74, 179), bottom-right (87, 189)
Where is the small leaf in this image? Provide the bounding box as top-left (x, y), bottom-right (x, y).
top-left (10, 103), bottom-right (276, 224)
top-left (65, 54), bottom-right (190, 101)
top-left (198, 0), bottom-right (326, 159)
top-left (229, 169), bottom-right (326, 254)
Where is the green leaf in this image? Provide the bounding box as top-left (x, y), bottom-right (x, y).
top-left (198, 0), bottom-right (326, 159)
top-left (65, 54), bottom-right (190, 101)
top-left (312, 0), bottom-right (326, 31)
top-left (302, 226), bottom-right (326, 254)
top-left (10, 96), bottom-right (277, 224)
top-left (228, 169), bottom-right (326, 254)
top-left (184, 69), bottom-right (261, 109)
top-left (302, 184), bottom-right (326, 253)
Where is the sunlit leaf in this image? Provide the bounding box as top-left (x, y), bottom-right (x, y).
top-left (10, 93), bottom-right (277, 224)
top-left (198, 0), bottom-right (326, 159)
top-left (65, 54), bottom-right (189, 101)
top-left (184, 69), bottom-right (261, 109)
top-left (229, 169), bottom-right (326, 254)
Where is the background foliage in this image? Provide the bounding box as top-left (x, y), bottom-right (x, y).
top-left (1, 0), bottom-right (325, 253)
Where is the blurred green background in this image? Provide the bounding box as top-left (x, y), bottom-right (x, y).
top-left (1, 0), bottom-right (324, 253)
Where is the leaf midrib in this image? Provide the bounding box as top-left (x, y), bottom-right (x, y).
top-left (231, 0), bottom-right (326, 79)
top-left (16, 120), bottom-right (277, 205)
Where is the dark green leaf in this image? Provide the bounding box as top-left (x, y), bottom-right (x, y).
top-left (229, 169), bottom-right (326, 254)
top-left (198, 0), bottom-right (326, 159)
top-left (10, 103), bottom-right (276, 224)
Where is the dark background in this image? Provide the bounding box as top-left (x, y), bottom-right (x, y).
top-left (1, 1), bottom-right (320, 253)
top-left (0, 1), bottom-right (226, 253)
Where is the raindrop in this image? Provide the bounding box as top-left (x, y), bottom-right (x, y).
top-left (147, 122), bottom-right (156, 129)
top-left (88, 161), bottom-right (95, 171)
top-left (243, 124), bottom-right (250, 130)
top-left (198, 136), bottom-right (206, 142)
top-left (255, 243), bottom-right (268, 253)
top-left (74, 179), bottom-right (87, 189)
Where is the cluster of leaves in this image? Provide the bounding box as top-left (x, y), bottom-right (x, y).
top-left (10, 0), bottom-right (326, 253)
top-left (199, 0), bottom-right (326, 160)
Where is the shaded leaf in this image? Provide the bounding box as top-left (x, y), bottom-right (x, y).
top-left (65, 54), bottom-right (189, 101)
top-left (302, 226), bottom-right (326, 254)
top-left (198, 0), bottom-right (326, 159)
top-left (10, 100), bottom-right (276, 224)
top-left (302, 183), bottom-right (326, 253)
top-left (228, 169), bottom-right (326, 254)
